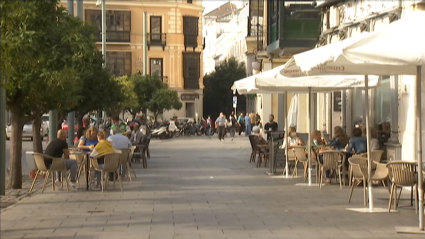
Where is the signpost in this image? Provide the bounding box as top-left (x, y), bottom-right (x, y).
top-left (232, 96), bottom-right (237, 114)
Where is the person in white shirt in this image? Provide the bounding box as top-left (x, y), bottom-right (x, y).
top-left (280, 125), bottom-right (304, 149)
top-left (107, 128), bottom-right (132, 149)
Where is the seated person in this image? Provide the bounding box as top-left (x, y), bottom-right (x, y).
top-left (90, 131), bottom-right (115, 190)
top-left (346, 127), bottom-right (367, 154)
top-left (364, 127), bottom-right (380, 151)
top-left (264, 114), bottom-right (278, 141)
top-left (328, 126), bottom-right (349, 150)
top-left (108, 128), bottom-right (132, 150)
top-left (280, 126), bottom-right (304, 149)
top-left (78, 126), bottom-right (99, 152)
top-left (252, 126), bottom-right (268, 153)
top-left (131, 123), bottom-right (143, 145)
top-left (44, 130), bottom-right (78, 191)
top-left (311, 130), bottom-right (332, 183)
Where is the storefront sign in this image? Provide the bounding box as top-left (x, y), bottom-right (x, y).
top-left (181, 93), bottom-right (199, 101)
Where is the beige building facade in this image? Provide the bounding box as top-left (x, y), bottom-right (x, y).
top-left (61, 0), bottom-right (205, 120)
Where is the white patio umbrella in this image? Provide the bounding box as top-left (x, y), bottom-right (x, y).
top-left (232, 70), bottom-right (380, 182)
top-left (287, 94), bottom-right (298, 130)
top-left (281, 11), bottom-right (425, 231)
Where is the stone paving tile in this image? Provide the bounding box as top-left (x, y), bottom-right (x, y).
top-left (1, 137), bottom-right (425, 239)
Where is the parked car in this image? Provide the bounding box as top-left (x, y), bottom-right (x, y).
top-left (5, 121), bottom-right (48, 141)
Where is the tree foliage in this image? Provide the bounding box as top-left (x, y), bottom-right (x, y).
top-left (147, 89), bottom-right (182, 122)
top-left (203, 57), bottom-right (247, 118)
top-left (0, 0), bottom-right (110, 188)
top-left (132, 74), bottom-right (166, 113)
top-left (115, 76), bottom-right (140, 118)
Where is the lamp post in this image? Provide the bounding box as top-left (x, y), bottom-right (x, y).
top-left (96, 0), bottom-right (107, 119)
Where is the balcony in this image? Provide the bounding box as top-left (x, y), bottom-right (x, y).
top-left (96, 31), bottom-right (130, 43)
top-left (184, 34), bottom-right (198, 51)
top-left (266, 7), bottom-right (321, 55)
top-left (246, 16), bottom-right (266, 54)
top-left (147, 33), bottom-right (167, 51)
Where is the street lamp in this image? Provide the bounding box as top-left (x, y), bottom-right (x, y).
top-left (96, 0), bottom-right (106, 69)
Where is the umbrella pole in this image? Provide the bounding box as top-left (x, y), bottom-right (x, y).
top-left (416, 66), bottom-right (424, 230)
top-left (364, 75), bottom-right (373, 211)
top-left (308, 88), bottom-right (312, 185)
top-left (284, 91), bottom-right (289, 178)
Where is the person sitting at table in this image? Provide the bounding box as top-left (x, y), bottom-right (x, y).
top-left (311, 130), bottom-right (332, 183)
top-left (363, 127), bottom-right (380, 151)
top-left (264, 114), bottom-right (278, 141)
top-left (44, 130), bottom-right (78, 191)
top-left (328, 126), bottom-right (349, 150)
top-left (252, 126), bottom-right (267, 144)
top-left (131, 123), bottom-right (143, 145)
top-left (78, 126), bottom-right (99, 152)
top-left (280, 125), bottom-right (304, 149)
top-left (90, 131), bottom-right (115, 190)
top-left (108, 127), bottom-right (132, 149)
top-left (345, 127), bottom-right (367, 155)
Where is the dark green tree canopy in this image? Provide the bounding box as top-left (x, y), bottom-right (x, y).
top-left (203, 57), bottom-right (246, 118)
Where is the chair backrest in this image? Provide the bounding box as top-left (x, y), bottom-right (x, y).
top-left (32, 153), bottom-right (49, 171)
top-left (386, 161), bottom-right (417, 187)
top-left (287, 148), bottom-right (296, 161)
top-left (248, 135), bottom-right (260, 152)
top-left (118, 148), bottom-right (131, 165)
top-left (318, 150), bottom-right (344, 170)
top-left (129, 146), bottom-right (136, 160)
top-left (348, 157), bottom-right (368, 178)
top-left (102, 153), bottom-right (121, 172)
top-left (371, 150), bottom-right (384, 163)
top-left (293, 146), bottom-right (307, 162)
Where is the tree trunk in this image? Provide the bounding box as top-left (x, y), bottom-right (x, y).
top-left (9, 110), bottom-right (26, 189)
top-left (76, 113), bottom-right (85, 134)
top-left (32, 114), bottom-right (43, 153)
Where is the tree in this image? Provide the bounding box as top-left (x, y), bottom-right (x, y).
top-left (147, 89), bottom-right (183, 122)
top-left (115, 76), bottom-right (140, 119)
top-left (1, 0), bottom-right (103, 188)
top-left (203, 57), bottom-right (247, 118)
top-left (132, 74), bottom-right (166, 113)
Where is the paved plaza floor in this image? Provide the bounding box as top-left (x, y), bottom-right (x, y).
top-left (0, 135), bottom-right (424, 239)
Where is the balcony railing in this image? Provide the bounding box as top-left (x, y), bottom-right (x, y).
top-left (96, 31), bottom-right (131, 43)
top-left (247, 16), bottom-right (264, 37)
top-left (147, 33), bottom-right (167, 50)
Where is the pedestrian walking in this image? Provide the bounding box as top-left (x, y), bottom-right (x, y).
top-left (237, 113), bottom-right (245, 135)
top-left (249, 111), bottom-right (255, 130)
top-left (206, 115), bottom-right (213, 138)
top-left (244, 114), bottom-right (251, 136)
top-left (228, 111), bottom-right (237, 141)
top-left (215, 112), bottom-right (227, 141)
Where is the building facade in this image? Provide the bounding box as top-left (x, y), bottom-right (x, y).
top-left (315, 0), bottom-right (425, 162)
top-left (246, 0), bottom-right (321, 131)
top-left (203, 2), bottom-right (248, 75)
top-left (61, 0), bottom-right (205, 119)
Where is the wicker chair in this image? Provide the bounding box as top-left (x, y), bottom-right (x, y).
top-left (91, 153), bottom-right (122, 192)
top-left (317, 150), bottom-right (346, 189)
top-left (283, 148), bottom-right (298, 177)
top-left (293, 146), bottom-right (309, 182)
top-left (348, 155), bottom-right (367, 186)
top-left (118, 148), bottom-right (136, 181)
top-left (248, 135), bottom-right (259, 163)
top-left (348, 157), bottom-right (369, 205)
top-left (29, 153), bottom-right (69, 193)
top-left (371, 162), bottom-right (388, 187)
top-left (386, 161), bottom-right (418, 212)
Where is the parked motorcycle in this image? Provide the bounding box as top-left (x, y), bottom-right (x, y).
top-left (151, 121), bottom-right (174, 139)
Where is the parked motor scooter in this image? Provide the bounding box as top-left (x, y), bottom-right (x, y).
top-left (151, 121), bottom-right (174, 139)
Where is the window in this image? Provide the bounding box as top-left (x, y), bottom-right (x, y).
top-left (85, 10), bottom-right (131, 42)
top-left (106, 52), bottom-right (132, 76)
top-left (187, 0), bottom-right (193, 3)
top-left (183, 16), bottom-right (199, 50)
top-left (374, 76), bottom-right (391, 125)
top-left (150, 16), bottom-right (162, 42)
top-left (183, 52), bottom-right (200, 89)
top-left (267, 0), bottom-right (279, 43)
top-left (150, 58), bottom-right (164, 80)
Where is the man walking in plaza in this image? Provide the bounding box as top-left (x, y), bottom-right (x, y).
top-left (244, 113), bottom-right (251, 136)
top-left (249, 111), bottom-right (255, 130)
top-left (44, 130), bottom-right (78, 191)
top-left (215, 112), bottom-right (227, 141)
top-left (237, 112), bottom-right (245, 136)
